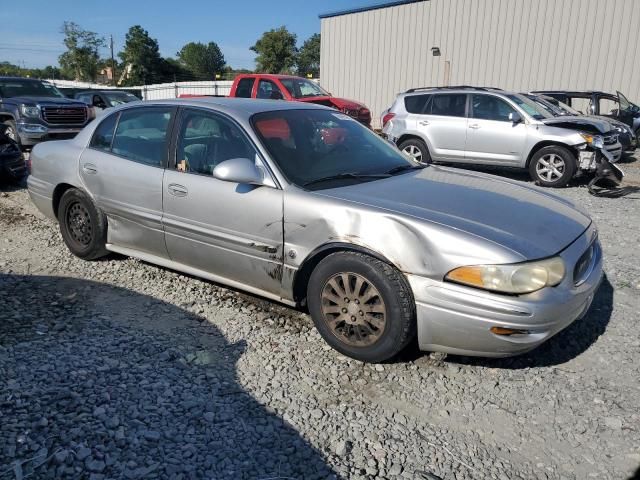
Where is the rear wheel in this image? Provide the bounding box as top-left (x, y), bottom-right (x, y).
top-left (307, 252), bottom-right (416, 363)
top-left (398, 138), bottom-right (431, 164)
top-left (529, 145), bottom-right (576, 187)
top-left (58, 189), bottom-right (108, 260)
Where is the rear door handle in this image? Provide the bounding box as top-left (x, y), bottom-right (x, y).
top-left (469, 124), bottom-right (481, 129)
top-left (419, 120), bottom-right (430, 126)
top-left (168, 183), bottom-right (188, 197)
top-left (82, 163), bottom-right (97, 174)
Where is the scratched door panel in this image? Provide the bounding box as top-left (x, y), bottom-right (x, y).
top-left (162, 169), bottom-right (284, 296)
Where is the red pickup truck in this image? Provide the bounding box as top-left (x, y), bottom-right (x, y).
top-left (228, 74), bottom-right (371, 127)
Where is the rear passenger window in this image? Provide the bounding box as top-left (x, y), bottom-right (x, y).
top-left (111, 108), bottom-right (173, 167)
top-left (428, 94), bottom-right (467, 117)
top-left (404, 95), bottom-right (430, 114)
top-left (235, 78), bottom-right (255, 98)
top-left (90, 113), bottom-right (119, 151)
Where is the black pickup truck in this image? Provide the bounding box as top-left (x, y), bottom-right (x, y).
top-left (0, 77), bottom-right (93, 148)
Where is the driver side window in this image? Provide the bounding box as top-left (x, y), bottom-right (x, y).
top-left (257, 80), bottom-right (283, 100)
top-left (175, 109), bottom-right (256, 176)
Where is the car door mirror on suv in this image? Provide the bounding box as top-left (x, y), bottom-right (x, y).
top-left (212, 157), bottom-right (265, 185)
top-left (509, 112), bottom-right (523, 124)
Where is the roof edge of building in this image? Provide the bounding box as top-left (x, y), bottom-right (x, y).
top-left (319, 0), bottom-right (426, 19)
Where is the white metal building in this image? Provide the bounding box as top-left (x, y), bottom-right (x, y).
top-left (319, 0), bottom-right (640, 128)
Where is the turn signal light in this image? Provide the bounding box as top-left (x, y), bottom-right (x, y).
top-left (490, 326), bottom-right (530, 336)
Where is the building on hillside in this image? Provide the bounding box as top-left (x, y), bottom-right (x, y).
top-left (319, 0), bottom-right (640, 128)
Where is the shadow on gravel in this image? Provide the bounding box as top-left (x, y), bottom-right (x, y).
top-left (0, 274), bottom-right (339, 480)
top-left (451, 275), bottom-right (614, 369)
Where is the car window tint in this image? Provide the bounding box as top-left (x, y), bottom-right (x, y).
top-left (89, 112), bottom-right (119, 151)
top-left (257, 80), bottom-right (281, 99)
top-left (111, 108), bottom-right (173, 167)
top-left (175, 110), bottom-right (256, 176)
top-left (471, 94), bottom-right (517, 122)
top-left (235, 78), bottom-right (255, 98)
top-left (428, 94), bottom-right (466, 117)
top-left (404, 94), bottom-right (430, 114)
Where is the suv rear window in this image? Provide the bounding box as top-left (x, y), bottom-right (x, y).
top-left (404, 95), bottom-right (430, 114)
top-left (428, 94), bottom-right (467, 117)
top-left (235, 78), bottom-right (255, 98)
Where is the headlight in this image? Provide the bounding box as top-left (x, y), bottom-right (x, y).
top-left (580, 133), bottom-right (604, 149)
top-left (445, 257), bottom-right (565, 294)
top-left (20, 105), bottom-right (40, 118)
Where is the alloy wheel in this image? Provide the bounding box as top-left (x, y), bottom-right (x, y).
top-left (5, 126), bottom-right (17, 142)
top-left (320, 272), bottom-right (387, 347)
top-left (66, 202), bottom-right (93, 247)
top-left (536, 153), bottom-right (566, 182)
top-left (402, 145), bottom-right (423, 163)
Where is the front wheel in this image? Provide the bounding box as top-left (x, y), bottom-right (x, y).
top-left (58, 189), bottom-right (108, 260)
top-left (307, 252), bottom-right (416, 363)
top-left (529, 145), bottom-right (577, 187)
top-left (3, 119), bottom-right (22, 148)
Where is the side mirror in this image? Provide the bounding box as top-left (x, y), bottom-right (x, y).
top-left (270, 90), bottom-right (284, 100)
top-left (509, 112), bottom-right (523, 124)
top-left (212, 157), bottom-right (264, 185)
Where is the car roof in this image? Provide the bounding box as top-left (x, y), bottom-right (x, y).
top-left (399, 86), bottom-right (515, 97)
top-left (238, 73), bottom-right (308, 80)
top-left (116, 97), bottom-right (331, 121)
top-left (0, 76), bottom-right (48, 82)
top-left (75, 90), bottom-right (133, 94)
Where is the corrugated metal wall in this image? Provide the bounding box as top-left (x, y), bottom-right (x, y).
top-left (320, 0), bottom-right (640, 128)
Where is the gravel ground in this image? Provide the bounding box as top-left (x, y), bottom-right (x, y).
top-left (1, 155), bottom-right (639, 480)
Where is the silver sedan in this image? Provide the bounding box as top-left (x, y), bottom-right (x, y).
top-left (27, 99), bottom-right (603, 362)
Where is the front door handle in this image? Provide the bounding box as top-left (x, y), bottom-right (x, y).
top-left (168, 183), bottom-right (188, 197)
top-left (82, 163), bottom-right (97, 174)
top-left (469, 124), bottom-right (481, 129)
top-left (419, 120), bottom-right (430, 126)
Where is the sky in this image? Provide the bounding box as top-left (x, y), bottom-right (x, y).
top-left (0, 0), bottom-right (373, 70)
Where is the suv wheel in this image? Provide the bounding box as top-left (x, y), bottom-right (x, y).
top-left (307, 252), bottom-right (416, 363)
top-left (398, 138), bottom-right (431, 164)
top-left (58, 189), bottom-right (108, 260)
top-left (3, 120), bottom-right (21, 148)
top-left (529, 145), bottom-right (576, 187)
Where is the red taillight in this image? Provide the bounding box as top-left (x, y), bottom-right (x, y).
top-left (382, 112), bottom-right (395, 127)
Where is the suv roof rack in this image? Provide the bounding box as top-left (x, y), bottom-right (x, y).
top-left (404, 86), bottom-right (503, 93)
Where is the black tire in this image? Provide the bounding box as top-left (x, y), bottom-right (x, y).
top-left (307, 251), bottom-right (416, 363)
top-left (398, 137), bottom-right (432, 164)
top-left (528, 145), bottom-right (577, 187)
top-left (58, 188), bottom-right (108, 260)
top-left (3, 119), bottom-right (22, 148)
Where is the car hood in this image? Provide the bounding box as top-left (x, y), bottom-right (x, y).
top-left (541, 115), bottom-right (614, 134)
top-left (296, 95), bottom-right (366, 110)
top-left (317, 166), bottom-right (591, 260)
top-left (5, 96), bottom-right (86, 106)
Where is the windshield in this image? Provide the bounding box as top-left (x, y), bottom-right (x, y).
top-left (552, 98), bottom-right (580, 115)
top-left (279, 78), bottom-right (329, 99)
top-left (506, 94), bottom-right (554, 120)
top-left (525, 95), bottom-right (564, 117)
top-left (252, 109), bottom-right (418, 190)
top-left (0, 79), bottom-right (65, 98)
top-left (104, 91), bottom-right (139, 106)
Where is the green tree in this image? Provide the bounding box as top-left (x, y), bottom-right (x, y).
top-left (177, 42), bottom-right (226, 80)
top-left (250, 26), bottom-right (297, 74)
top-left (58, 22), bottom-right (105, 81)
top-left (296, 33), bottom-right (320, 78)
top-left (118, 25), bottom-right (163, 85)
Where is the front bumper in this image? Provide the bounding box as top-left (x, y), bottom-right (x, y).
top-left (407, 224), bottom-right (603, 357)
top-left (17, 123), bottom-right (83, 146)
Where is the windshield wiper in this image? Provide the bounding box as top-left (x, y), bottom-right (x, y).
top-left (385, 164), bottom-right (425, 175)
top-left (303, 172), bottom-right (390, 187)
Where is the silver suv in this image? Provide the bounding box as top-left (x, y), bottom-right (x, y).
top-left (382, 86), bottom-right (622, 187)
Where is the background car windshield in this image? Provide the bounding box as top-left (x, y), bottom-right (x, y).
top-left (104, 92), bottom-right (138, 106)
top-left (279, 79), bottom-right (329, 98)
top-left (506, 94), bottom-right (553, 120)
top-left (252, 109), bottom-right (415, 189)
top-left (0, 80), bottom-right (65, 98)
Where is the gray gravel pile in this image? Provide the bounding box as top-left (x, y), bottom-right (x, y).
top-left (1, 156), bottom-right (639, 479)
